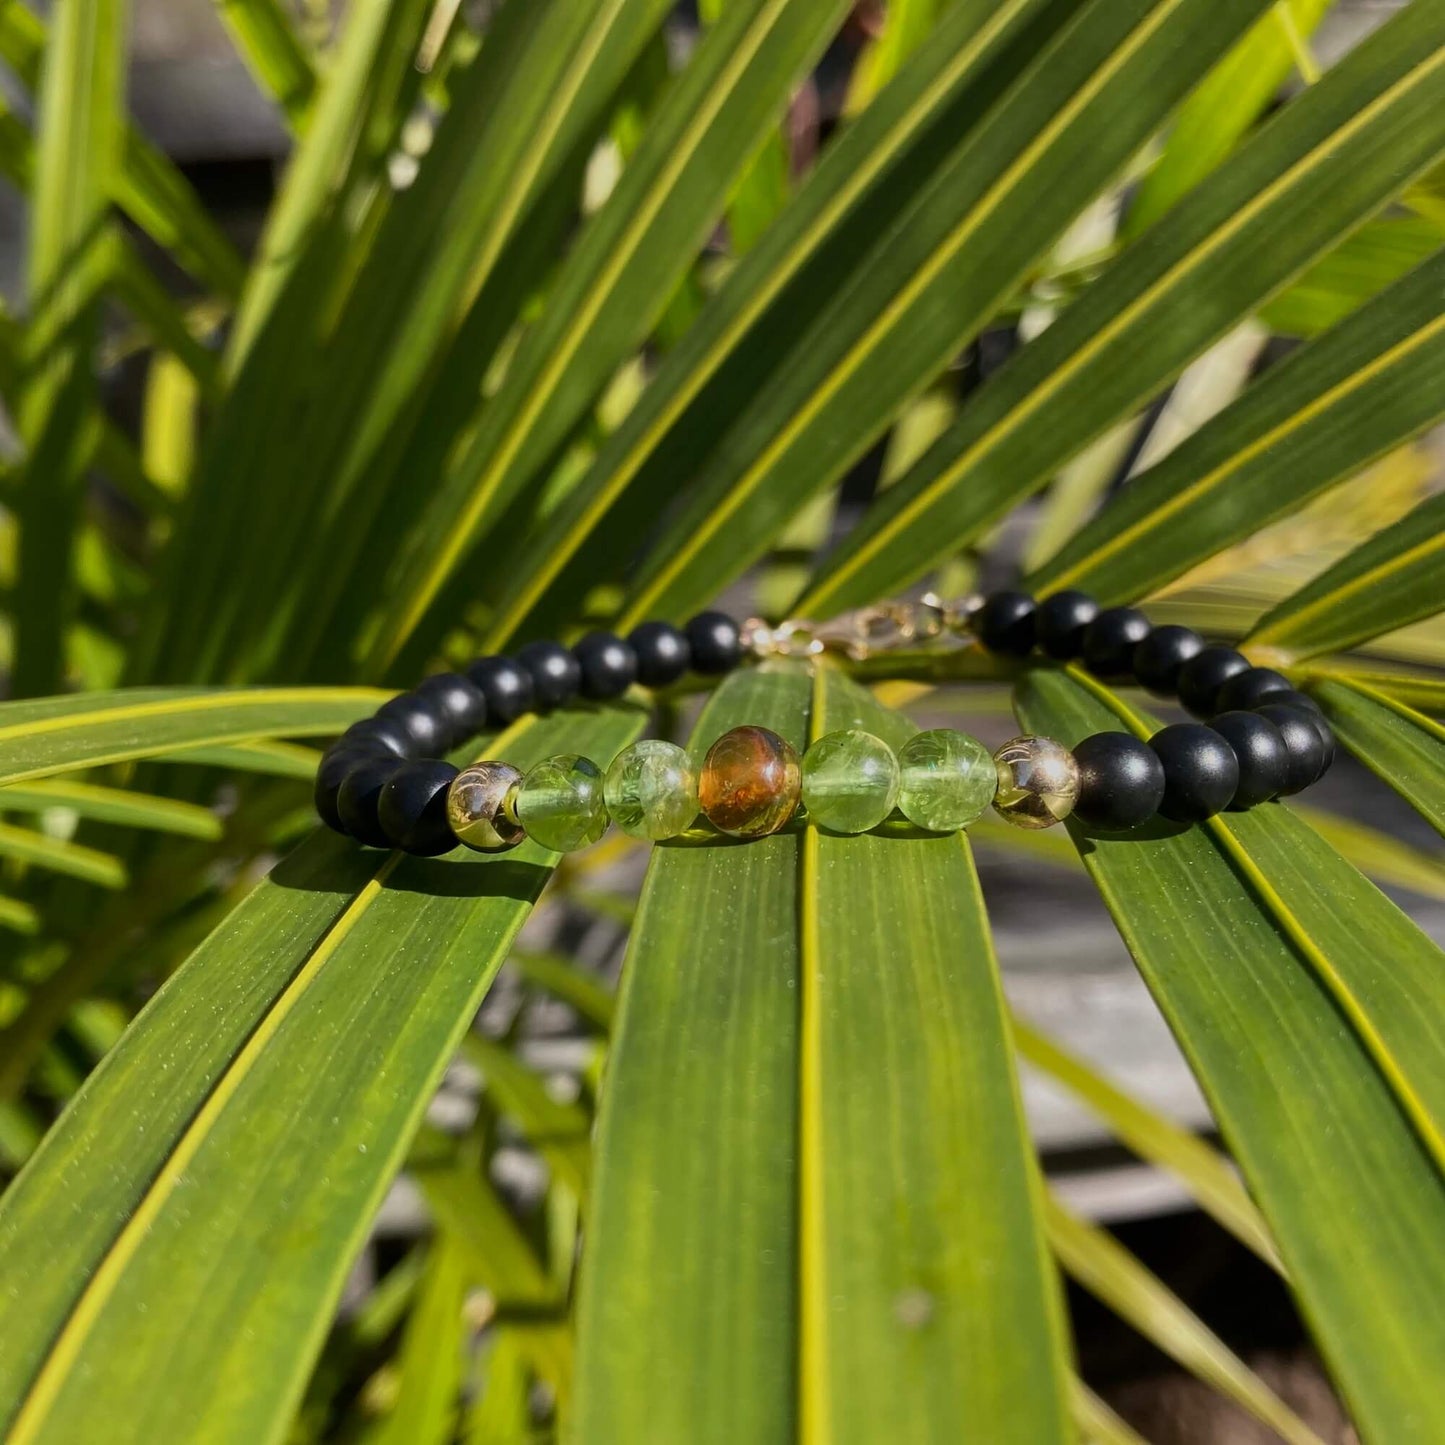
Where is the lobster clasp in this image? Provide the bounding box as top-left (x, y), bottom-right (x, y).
top-left (811, 598), bottom-right (948, 661)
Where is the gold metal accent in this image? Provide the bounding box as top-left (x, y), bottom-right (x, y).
top-left (744, 591), bottom-right (982, 663)
top-left (992, 736), bottom-right (1079, 830)
top-left (447, 762), bottom-right (525, 852)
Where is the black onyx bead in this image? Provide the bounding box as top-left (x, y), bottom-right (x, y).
top-left (1176, 647), bottom-right (1250, 717)
top-left (627, 620), bottom-right (691, 687)
top-left (1150, 723), bottom-right (1240, 822)
top-left (337, 755), bottom-right (406, 848)
top-left (1255, 704), bottom-right (1326, 795)
top-left (1210, 711), bottom-right (1289, 809)
top-left (516, 640), bottom-right (582, 709)
top-left (976, 590), bottom-right (1037, 656)
top-left (1082, 607), bottom-right (1152, 679)
top-left (685, 611), bottom-right (743, 674)
top-left (377, 692), bottom-right (449, 753)
top-left (1132, 625), bottom-right (1204, 696)
top-left (378, 760), bottom-right (460, 856)
top-left (573, 631), bottom-right (638, 700)
top-left (1034, 590), bottom-right (1100, 660)
top-left (466, 656), bottom-right (535, 725)
top-left (1215, 667), bottom-right (1292, 714)
top-left (315, 747), bottom-right (372, 833)
top-left (1267, 694), bottom-right (1334, 777)
top-left (343, 716), bottom-right (413, 759)
top-left (417, 672), bottom-right (488, 742)
top-left (1072, 732), bottom-right (1165, 831)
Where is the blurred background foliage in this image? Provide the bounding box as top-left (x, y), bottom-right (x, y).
top-left (0, 0), bottom-right (1443, 1440)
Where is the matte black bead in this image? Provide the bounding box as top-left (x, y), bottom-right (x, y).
top-left (516, 640), bottom-right (582, 709)
top-left (1255, 704), bottom-right (1326, 795)
top-left (315, 747), bottom-right (372, 833)
top-left (377, 692), bottom-right (449, 753)
top-left (1215, 667), bottom-right (1292, 714)
top-left (627, 620), bottom-right (691, 687)
top-left (1082, 607), bottom-right (1152, 679)
top-left (1150, 723), bottom-right (1239, 822)
top-left (1034, 590), bottom-right (1100, 660)
top-left (417, 672), bottom-right (488, 742)
top-left (685, 611), bottom-right (743, 674)
top-left (1176, 647), bottom-right (1250, 717)
top-left (573, 631), bottom-right (638, 700)
top-left (1132, 625), bottom-right (1204, 696)
top-left (1073, 732), bottom-right (1165, 830)
top-left (466, 655), bottom-right (535, 725)
top-left (378, 760), bottom-right (461, 856)
top-left (337, 755), bottom-right (406, 847)
top-left (976, 590), bottom-right (1037, 656)
top-left (342, 716), bottom-right (413, 759)
top-left (1210, 711), bottom-right (1289, 809)
top-left (1266, 695), bottom-right (1334, 777)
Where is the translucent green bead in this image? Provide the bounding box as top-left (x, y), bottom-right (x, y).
top-left (516, 754), bottom-right (607, 852)
top-left (897, 728), bottom-right (995, 832)
top-left (604, 740), bottom-right (699, 840)
top-left (801, 728), bottom-right (900, 835)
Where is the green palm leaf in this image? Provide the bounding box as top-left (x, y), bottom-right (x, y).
top-left (801, 2), bottom-right (1445, 615)
top-left (576, 664), bottom-right (1071, 1443)
top-left (1032, 246), bottom-right (1445, 605)
top-left (1017, 667), bottom-right (1445, 1442)
top-left (0, 706), bottom-right (642, 1445)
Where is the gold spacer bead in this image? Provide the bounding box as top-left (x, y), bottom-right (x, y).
top-left (992, 735), bottom-right (1079, 830)
top-left (447, 761), bottom-right (526, 852)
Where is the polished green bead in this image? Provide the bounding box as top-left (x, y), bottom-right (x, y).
top-left (604, 740), bottom-right (698, 840)
top-left (801, 728), bottom-right (900, 835)
top-left (516, 754), bottom-right (607, 852)
top-left (897, 728), bottom-right (995, 832)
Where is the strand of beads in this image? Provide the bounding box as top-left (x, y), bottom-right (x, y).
top-left (314, 612), bottom-right (747, 857)
top-left (969, 588), bottom-right (1334, 829)
top-left (441, 725), bottom-right (1074, 855)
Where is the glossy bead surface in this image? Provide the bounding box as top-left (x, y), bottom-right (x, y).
top-left (1131, 625), bottom-right (1204, 696)
top-left (686, 612), bottom-right (743, 674)
top-left (337, 755), bottom-right (405, 847)
top-left (447, 761), bottom-right (525, 852)
top-left (1214, 666), bottom-right (1291, 714)
top-left (573, 631), bottom-right (638, 700)
top-left (1072, 733), bottom-right (1165, 831)
top-left (801, 729), bottom-right (900, 835)
top-left (466, 656), bottom-right (535, 724)
top-left (604, 740), bottom-right (698, 840)
top-left (1082, 607), bottom-right (1152, 678)
top-left (1256, 704), bottom-right (1327, 793)
top-left (315, 747), bottom-right (372, 832)
top-left (1035, 590), bottom-right (1099, 660)
top-left (343, 716), bottom-right (413, 759)
top-left (1150, 724), bottom-right (1239, 822)
top-left (1210, 711), bottom-right (1288, 809)
top-left (1177, 647), bottom-right (1250, 717)
top-left (896, 729), bottom-right (996, 832)
top-left (627, 621), bottom-right (691, 686)
top-left (516, 754), bottom-right (608, 852)
top-left (992, 736), bottom-right (1079, 829)
top-left (378, 760), bottom-right (460, 856)
top-left (377, 692), bottom-right (448, 753)
top-left (417, 672), bottom-right (488, 741)
top-left (976, 590), bottom-right (1037, 656)
top-left (516, 641), bottom-right (582, 710)
top-left (699, 726), bottom-right (801, 838)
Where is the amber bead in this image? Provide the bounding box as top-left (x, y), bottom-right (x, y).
top-left (992, 736), bottom-right (1079, 830)
top-left (699, 725), bottom-right (801, 838)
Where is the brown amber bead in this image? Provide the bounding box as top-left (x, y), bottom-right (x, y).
top-left (699, 725), bottom-right (801, 838)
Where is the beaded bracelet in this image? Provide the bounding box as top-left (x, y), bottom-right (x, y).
top-left (314, 591), bottom-right (1334, 857)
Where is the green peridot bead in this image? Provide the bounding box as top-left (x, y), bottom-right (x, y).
top-left (604, 739), bottom-right (698, 840)
top-left (897, 728), bottom-right (995, 832)
top-left (516, 754), bottom-right (607, 852)
top-left (801, 728), bottom-right (900, 835)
